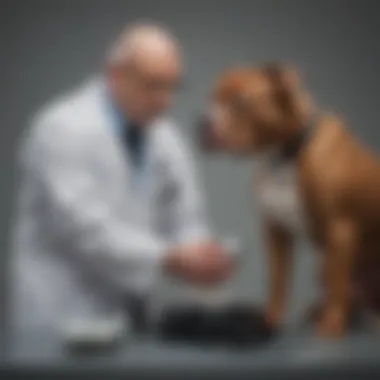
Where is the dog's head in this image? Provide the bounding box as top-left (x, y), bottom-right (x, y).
top-left (199, 63), bottom-right (313, 155)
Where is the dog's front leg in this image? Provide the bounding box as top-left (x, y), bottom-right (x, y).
top-left (317, 218), bottom-right (357, 338)
top-left (264, 221), bottom-right (294, 327)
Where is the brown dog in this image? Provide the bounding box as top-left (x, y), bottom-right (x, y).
top-left (200, 63), bottom-right (380, 339)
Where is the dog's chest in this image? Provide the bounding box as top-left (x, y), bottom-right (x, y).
top-left (254, 160), bottom-right (306, 234)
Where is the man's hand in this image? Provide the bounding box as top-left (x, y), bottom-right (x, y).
top-left (164, 242), bottom-right (234, 285)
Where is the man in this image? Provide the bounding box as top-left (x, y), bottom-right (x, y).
top-left (10, 23), bottom-right (233, 338)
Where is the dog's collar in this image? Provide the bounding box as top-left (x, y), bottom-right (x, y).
top-left (269, 116), bottom-right (319, 167)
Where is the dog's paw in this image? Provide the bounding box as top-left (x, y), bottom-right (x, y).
top-left (315, 309), bottom-right (346, 339)
top-left (307, 299), bottom-right (365, 332)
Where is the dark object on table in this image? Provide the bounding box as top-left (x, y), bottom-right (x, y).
top-left (64, 337), bottom-right (123, 356)
top-left (156, 303), bottom-right (277, 348)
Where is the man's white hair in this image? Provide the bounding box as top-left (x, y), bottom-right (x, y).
top-left (107, 21), bottom-right (179, 66)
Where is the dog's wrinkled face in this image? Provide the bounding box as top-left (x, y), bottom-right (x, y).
top-left (199, 63), bottom-right (312, 155)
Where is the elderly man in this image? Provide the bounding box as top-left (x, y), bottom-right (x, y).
top-left (10, 23), bottom-right (233, 340)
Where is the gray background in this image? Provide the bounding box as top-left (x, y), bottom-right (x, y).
top-left (1, 0), bottom-right (380, 338)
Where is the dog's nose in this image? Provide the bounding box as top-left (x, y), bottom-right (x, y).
top-left (197, 115), bottom-right (217, 153)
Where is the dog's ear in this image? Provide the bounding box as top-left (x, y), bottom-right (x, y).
top-left (262, 62), bottom-right (301, 91)
top-left (261, 63), bottom-right (301, 111)
top-left (261, 62), bottom-right (313, 129)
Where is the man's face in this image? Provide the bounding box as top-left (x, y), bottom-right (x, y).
top-left (108, 54), bottom-right (181, 124)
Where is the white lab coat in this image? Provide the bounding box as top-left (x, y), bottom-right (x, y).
top-left (10, 78), bottom-right (210, 333)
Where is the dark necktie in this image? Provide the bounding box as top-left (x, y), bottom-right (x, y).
top-left (122, 123), bottom-right (148, 332)
top-left (123, 123), bottom-right (145, 168)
